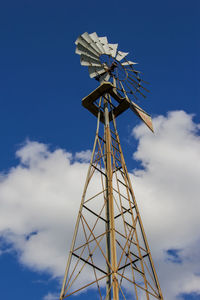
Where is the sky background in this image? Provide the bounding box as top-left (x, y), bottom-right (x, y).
top-left (0, 1), bottom-right (199, 300)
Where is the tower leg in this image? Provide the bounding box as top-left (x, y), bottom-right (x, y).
top-left (104, 100), bottom-right (119, 300)
top-left (59, 107), bottom-right (101, 300)
top-left (105, 166), bottom-right (111, 300)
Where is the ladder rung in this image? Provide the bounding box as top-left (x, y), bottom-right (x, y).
top-left (131, 252), bottom-right (149, 263)
top-left (98, 135), bottom-right (120, 154)
top-left (112, 143), bottom-right (120, 153)
top-left (118, 260), bottom-right (144, 275)
top-left (93, 154), bottom-right (106, 164)
top-left (125, 221), bottom-right (135, 230)
top-left (98, 135), bottom-right (106, 144)
top-left (113, 166), bottom-right (122, 174)
top-left (72, 253), bottom-right (107, 275)
top-left (114, 205), bottom-right (135, 219)
top-left (111, 135), bottom-right (119, 144)
top-left (83, 205), bottom-right (107, 223)
top-left (117, 178), bottom-right (128, 188)
top-left (113, 155), bottom-right (121, 164)
top-left (91, 164), bottom-right (106, 177)
top-left (122, 205), bottom-right (135, 214)
top-left (110, 128), bottom-right (117, 136)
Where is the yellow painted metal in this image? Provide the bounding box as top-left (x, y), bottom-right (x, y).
top-left (59, 89), bottom-right (164, 300)
top-left (105, 101), bottom-right (119, 300)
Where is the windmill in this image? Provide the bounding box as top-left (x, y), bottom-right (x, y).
top-left (60, 32), bottom-right (163, 300)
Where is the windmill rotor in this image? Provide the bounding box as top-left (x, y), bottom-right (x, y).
top-left (75, 32), bottom-right (144, 98)
top-left (75, 32), bottom-right (153, 132)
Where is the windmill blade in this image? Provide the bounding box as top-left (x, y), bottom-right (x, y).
top-left (99, 72), bottom-right (110, 83)
top-left (81, 32), bottom-right (104, 55)
top-left (122, 61), bottom-right (137, 66)
top-left (88, 66), bottom-right (106, 78)
top-left (80, 54), bottom-right (102, 67)
top-left (89, 32), bottom-right (105, 54)
top-left (75, 35), bottom-right (100, 57)
top-left (116, 50), bottom-right (129, 61)
top-left (99, 36), bottom-right (111, 55)
top-left (108, 43), bottom-right (118, 58)
top-left (76, 43), bottom-right (100, 60)
top-left (130, 101), bottom-right (154, 132)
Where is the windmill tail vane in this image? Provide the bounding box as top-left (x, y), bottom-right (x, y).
top-left (59, 32), bottom-right (163, 300)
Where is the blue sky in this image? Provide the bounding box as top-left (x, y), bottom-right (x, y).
top-left (0, 1), bottom-right (199, 299)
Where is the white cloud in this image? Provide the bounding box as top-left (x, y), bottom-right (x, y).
top-left (0, 141), bottom-right (86, 277)
top-left (43, 292), bottom-right (58, 300)
top-left (74, 149), bottom-right (92, 162)
top-left (131, 110), bottom-right (200, 298)
top-left (0, 110), bottom-right (199, 299)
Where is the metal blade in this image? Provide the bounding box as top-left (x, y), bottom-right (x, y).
top-left (76, 43), bottom-right (99, 60)
top-left (98, 36), bottom-right (108, 45)
top-left (99, 72), bottom-right (110, 83)
top-left (99, 36), bottom-right (111, 55)
top-left (116, 51), bottom-right (129, 61)
top-left (130, 101), bottom-right (154, 132)
top-left (121, 61), bottom-right (137, 66)
top-left (81, 32), bottom-right (102, 54)
top-left (88, 66), bottom-right (106, 78)
top-left (75, 35), bottom-right (100, 57)
top-left (108, 43), bottom-right (118, 57)
top-left (89, 32), bottom-right (105, 54)
top-left (80, 54), bottom-right (102, 67)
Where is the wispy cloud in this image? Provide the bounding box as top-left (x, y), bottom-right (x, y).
top-left (43, 292), bottom-right (58, 300)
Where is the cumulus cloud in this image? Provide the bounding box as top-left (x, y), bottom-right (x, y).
top-left (0, 110), bottom-right (199, 299)
top-left (0, 141), bottom-right (88, 277)
top-left (131, 110), bottom-right (200, 298)
top-left (74, 149), bottom-right (92, 162)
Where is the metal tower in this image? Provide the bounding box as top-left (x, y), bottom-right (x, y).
top-left (60, 32), bottom-right (163, 300)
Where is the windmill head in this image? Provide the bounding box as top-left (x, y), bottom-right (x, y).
top-left (75, 32), bottom-right (154, 133)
